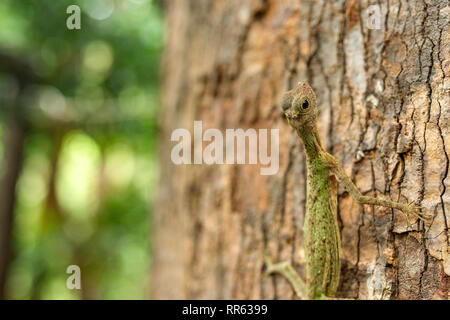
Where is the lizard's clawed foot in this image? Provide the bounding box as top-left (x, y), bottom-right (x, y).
top-left (401, 201), bottom-right (431, 224)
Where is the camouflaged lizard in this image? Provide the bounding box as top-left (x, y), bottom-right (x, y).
top-left (264, 82), bottom-right (428, 300)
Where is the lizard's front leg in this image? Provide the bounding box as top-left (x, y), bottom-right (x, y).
top-left (330, 161), bottom-right (430, 223)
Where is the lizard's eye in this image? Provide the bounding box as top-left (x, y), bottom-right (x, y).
top-left (301, 100), bottom-right (309, 110)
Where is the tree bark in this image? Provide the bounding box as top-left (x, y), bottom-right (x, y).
top-left (0, 50), bottom-right (40, 299)
top-left (0, 120), bottom-right (25, 299)
top-left (152, 0), bottom-right (449, 299)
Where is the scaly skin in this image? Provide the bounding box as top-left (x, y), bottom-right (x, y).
top-left (265, 82), bottom-right (429, 299)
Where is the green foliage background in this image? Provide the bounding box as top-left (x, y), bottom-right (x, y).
top-left (0, 0), bottom-right (163, 299)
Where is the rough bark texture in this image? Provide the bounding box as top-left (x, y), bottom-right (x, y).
top-left (152, 0), bottom-right (450, 299)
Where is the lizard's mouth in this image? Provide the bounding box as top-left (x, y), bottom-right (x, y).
top-left (283, 110), bottom-right (300, 120)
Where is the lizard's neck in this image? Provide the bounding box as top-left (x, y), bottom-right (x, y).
top-left (295, 123), bottom-right (324, 161)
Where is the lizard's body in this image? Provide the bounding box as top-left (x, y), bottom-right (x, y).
top-left (265, 82), bottom-right (427, 299)
top-left (300, 125), bottom-right (340, 299)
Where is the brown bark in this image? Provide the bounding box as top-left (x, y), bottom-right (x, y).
top-left (0, 50), bottom-right (40, 299)
top-left (0, 120), bottom-right (25, 299)
top-left (152, 0), bottom-right (449, 299)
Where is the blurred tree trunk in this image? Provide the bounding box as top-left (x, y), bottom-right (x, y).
top-left (152, 0), bottom-right (449, 299)
top-left (0, 120), bottom-right (25, 299)
top-left (0, 50), bottom-right (40, 299)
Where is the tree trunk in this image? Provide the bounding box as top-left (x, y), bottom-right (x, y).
top-left (0, 120), bottom-right (25, 299)
top-left (0, 50), bottom-right (40, 299)
top-left (152, 0), bottom-right (449, 299)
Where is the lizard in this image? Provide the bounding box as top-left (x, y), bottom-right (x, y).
top-left (264, 81), bottom-right (429, 300)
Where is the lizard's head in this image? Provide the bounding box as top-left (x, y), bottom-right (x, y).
top-left (281, 82), bottom-right (317, 129)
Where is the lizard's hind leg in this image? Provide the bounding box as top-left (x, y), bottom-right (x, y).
top-left (264, 255), bottom-right (306, 299)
